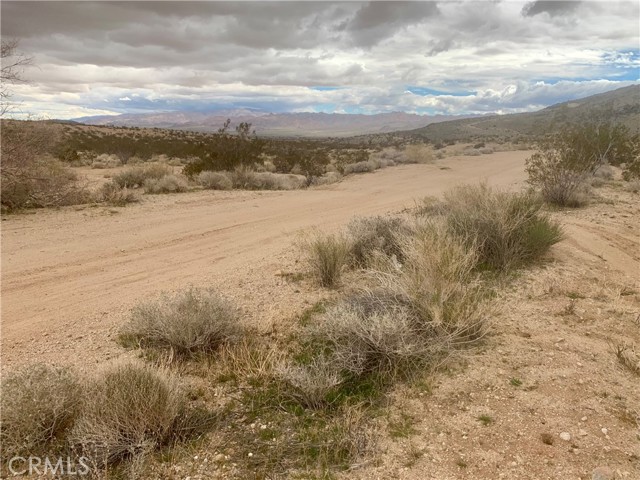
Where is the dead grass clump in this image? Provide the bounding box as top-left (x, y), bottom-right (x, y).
top-left (402, 144), bottom-right (434, 164)
top-left (276, 357), bottom-right (343, 409)
top-left (393, 220), bottom-right (488, 345)
top-left (143, 174), bottom-right (189, 194)
top-left (613, 344), bottom-right (640, 376)
top-left (96, 181), bottom-right (141, 206)
top-left (112, 164), bottom-right (172, 189)
top-left (303, 232), bottom-right (350, 288)
top-left (430, 184), bottom-right (563, 270)
top-left (197, 171), bottom-right (233, 190)
top-left (71, 363), bottom-right (190, 468)
top-left (347, 215), bottom-right (411, 268)
top-left (0, 364), bottom-right (81, 459)
top-left (119, 288), bottom-right (243, 359)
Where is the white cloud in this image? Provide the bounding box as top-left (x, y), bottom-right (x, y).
top-left (1, 1), bottom-right (638, 119)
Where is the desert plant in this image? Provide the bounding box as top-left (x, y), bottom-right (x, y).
top-left (526, 123), bottom-right (634, 206)
top-left (303, 232), bottom-right (350, 288)
top-left (143, 174), bottom-right (189, 194)
top-left (430, 184), bottom-right (563, 270)
top-left (112, 164), bottom-right (172, 189)
top-left (277, 357), bottom-right (343, 409)
top-left (96, 181), bottom-right (140, 206)
top-left (343, 160), bottom-right (376, 175)
top-left (197, 170), bottom-right (233, 190)
top-left (119, 288), bottom-right (242, 359)
top-left (346, 215), bottom-right (411, 268)
top-left (0, 364), bottom-right (81, 459)
top-left (71, 363), bottom-right (189, 468)
top-left (1, 121), bottom-right (91, 211)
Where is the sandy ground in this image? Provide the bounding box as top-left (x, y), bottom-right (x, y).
top-left (1, 151), bottom-right (638, 480)
top-left (1, 151), bottom-right (528, 368)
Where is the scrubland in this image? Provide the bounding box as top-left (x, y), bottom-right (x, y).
top-left (1, 122), bottom-right (639, 479)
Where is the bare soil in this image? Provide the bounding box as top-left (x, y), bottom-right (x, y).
top-left (1, 150), bottom-right (638, 479)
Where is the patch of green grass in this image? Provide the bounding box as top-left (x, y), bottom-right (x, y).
top-left (456, 458), bottom-right (468, 468)
top-left (477, 414), bottom-right (493, 426)
top-left (566, 291), bottom-right (586, 299)
top-left (297, 300), bottom-right (328, 327)
top-left (509, 377), bottom-right (523, 387)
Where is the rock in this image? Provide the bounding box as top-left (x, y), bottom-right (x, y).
top-left (213, 454), bottom-right (225, 463)
top-left (559, 432), bottom-right (571, 441)
top-left (592, 466), bottom-right (614, 480)
top-left (601, 427), bottom-right (608, 435)
top-left (579, 429), bottom-right (588, 436)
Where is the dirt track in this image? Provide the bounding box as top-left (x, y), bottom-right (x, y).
top-left (1, 152), bottom-right (530, 362)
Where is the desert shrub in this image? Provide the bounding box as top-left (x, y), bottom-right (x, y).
top-left (392, 221), bottom-right (488, 344)
top-left (431, 184), bottom-right (563, 270)
top-left (71, 363), bottom-right (190, 467)
top-left (197, 171), bottom-right (233, 190)
top-left (112, 164), bottom-right (172, 189)
top-left (303, 232), bottom-right (350, 288)
top-left (311, 171), bottom-right (342, 186)
top-left (346, 215), bottom-right (411, 268)
top-left (479, 147), bottom-right (494, 155)
top-left (119, 288), bottom-right (242, 359)
top-left (462, 148), bottom-right (482, 156)
top-left (250, 172), bottom-right (307, 190)
top-left (310, 296), bottom-right (431, 378)
top-left (594, 164), bottom-right (614, 180)
top-left (1, 121), bottom-right (91, 211)
top-left (526, 123), bottom-right (634, 206)
top-left (143, 174), bottom-right (189, 194)
top-left (402, 144), bottom-right (433, 163)
top-left (626, 179), bottom-right (640, 193)
top-left (96, 181), bottom-right (140, 206)
top-left (0, 364), bottom-right (81, 459)
top-left (276, 357), bottom-right (343, 409)
top-left (343, 160), bottom-right (376, 175)
top-left (622, 141), bottom-right (640, 180)
top-left (91, 153), bottom-right (121, 169)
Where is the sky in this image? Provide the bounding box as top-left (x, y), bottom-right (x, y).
top-left (1, 0), bottom-right (639, 119)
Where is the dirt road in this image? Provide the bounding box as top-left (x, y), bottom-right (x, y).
top-left (2, 152), bottom-right (530, 364)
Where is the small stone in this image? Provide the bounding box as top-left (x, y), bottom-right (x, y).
top-left (559, 432), bottom-right (571, 441)
top-left (579, 429), bottom-right (588, 437)
top-left (601, 428), bottom-right (608, 435)
top-left (213, 454), bottom-right (225, 463)
top-left (592, 466), bottom-right (614, 480)
top-left (581, 416), bottom-right (588, 421)
top-left (248, 453), bottom-right (253, 457)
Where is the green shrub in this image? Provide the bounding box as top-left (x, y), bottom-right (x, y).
top-left (112, 164), bottom-right (172, 189)
top-left (119, 288), bottom-right (242, 359)
top-left (304, 232), bottom-right (350, 288)
top-left (71, 363), bottom-right (189, 467)
top-left (432, 184), bottom-right (563, 270)
top-left (143, 174), bottom-right (189, 194)
top-left (526, 123), bottom-right (635, 206)
top-left (197, 171), bottom-right (233, 190)
top-left (0, 364), bottom-right (81, 459)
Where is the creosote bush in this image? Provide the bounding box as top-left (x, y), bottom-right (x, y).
top-left (96, 181), bottom-right (140, 206)
top-left (426, 183), bottom-right (563, 271)
top-left (303, 232), bottom-right (350, 288)
top-left (71, 363), bottom-right (190, 468)
top-left (119, 288), bottom-right (243, 359)
top-left (0, 364), bottom-right (81, 460)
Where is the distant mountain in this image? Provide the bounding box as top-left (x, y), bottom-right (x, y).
top-left (408, 85), bottom-right (640, 142)
top-left (74, 111), bottom-right (473, 137)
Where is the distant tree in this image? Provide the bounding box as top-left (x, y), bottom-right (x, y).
top-left (1, 39), bottom-right (32, 116)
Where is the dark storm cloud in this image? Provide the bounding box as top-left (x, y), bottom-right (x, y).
top-left (522, 1), bottom-right (581, 17)
top-left (347, 1), bottom-right (439, 46)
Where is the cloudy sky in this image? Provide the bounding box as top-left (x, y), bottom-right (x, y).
top-left (1, 1), bottom-right (638, 119)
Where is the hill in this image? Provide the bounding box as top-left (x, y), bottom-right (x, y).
top-left (74, 111), bottom-right (473, 138)
top-left (408, 84), bottom-right (640, 142)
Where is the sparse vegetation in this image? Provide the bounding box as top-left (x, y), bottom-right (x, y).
top-left (112, 164), bottom-right (172, 189)
top-left (143, 174), bottom-right (190, 194)
top-left (119, 288), bottom-right (243, 359)
top-left (197, 170), bottom-right (233, 190)
top-left (422, 183), bottom-right (563, 270)
top-left (96, 181), bottom-right (141, 206)
top-left (347, 215), bottom-right (410, 268)
top-left (0, 364), bottom-right (81, 460)
top-left (303, 232), bottom-right (350, 288)
top-left (71, 363), bottom-right (202, 469)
